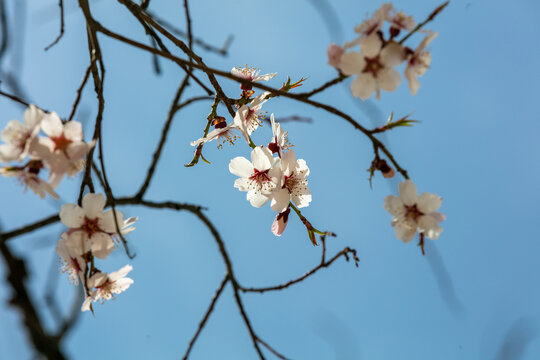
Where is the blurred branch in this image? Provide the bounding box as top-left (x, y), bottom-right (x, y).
top-left (44, 0), bottom-right (65, 51)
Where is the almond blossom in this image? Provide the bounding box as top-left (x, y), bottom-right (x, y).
top-left (405, 32), bottom-right (438, 95)
top-left (233, 92), bottom-right (270, 142)
top-left (231, 66), bottom-right (277, 91)
top-left (0, 104), bottom-right (44, 163)
top-left (34, 112), bottom-right (93, 187)
top-left (346, 3), bottom-right (393, 52)
top-left (388, 9), bottom-right (415, 33)
top-left (229, 146), bottom-right (281, 208)
top-left (327, 43), bottom-right (345, 69)
top-left (270, 150), bottom-right (311, 213)
top-left (59, 193), bottom-right (137, 259)
top-left (0, 160), bottom-right (59, 199)
top-left (56, 232), bottom-right (88, 286)
top-left (190, 122), bottom-right (240, 148)
top-left (339, 37), bottom-right (404, 100)
top-left (81, 265), bottom-right (134, 312)
top-left (383, 180), bottom-right (445, 243)
top-left (267, 114), bottom-right (292, 158)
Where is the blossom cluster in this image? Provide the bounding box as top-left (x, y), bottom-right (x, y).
top-left (56, 193), bottom-right (137, 312)
top-left (328, 3), bottom-right (438, 99)
top-left (0, 105), bottom-right (94, 198)
top-left (191, 66), bottom-right (312, 237)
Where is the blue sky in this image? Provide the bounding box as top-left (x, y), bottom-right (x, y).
top-left (1, 0), bottom-right (540, 359)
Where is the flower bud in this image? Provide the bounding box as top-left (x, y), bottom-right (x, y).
top-left (327, 43), bottom-right (344, 69)
top-left (271, 207), bottom-right (290, 236)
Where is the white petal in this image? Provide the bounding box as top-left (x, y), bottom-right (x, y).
top-left (360, 34), bottom-right (382, 58)
top-left (247, 191), bottom-right (269, 208)
top-left (418, 215), bottom-right (443, 240)
top-left (377, 68), bottom-right (402, 92)
top-left (270, 188), bottom-right (291, 213)
top-left (339, 51), bottom-right (365, 76)
top-left (90, 232), bottom-right (115, 259)
top-left (253, 73), bottom-right (277, 82)
top-left (405, 66), bottom-right (420, 95)
top-left (82, 193), bottom-right (106, 219)
top-left (100, 209), bottom-right (124, 233)
top-left (59, 204), bottom-right (85, 228)
top-left (0, 144), bottom-right (21, 163)
top-left (293, 189), bottom-right (312, 208)
top-left (398, 180), bottom-right (418, 206)
top-left (109, 264), bottom-right (133, 281)
top-left (40, 112), bottom-right (63, 137)
top-left (351, 73), bottom-right (376, 100)
top-left (384, 195), bottom-right (403, 216)
top-left (295, 159), bottom-right (310, 178)
top-left (381, 42), bottom-right (405, 67)
top-left (63, 121), bottom-right (83, 142)
top-left (417, 192), bottom-right (442, 214)
top-left (229, 156), bottom-right (253, 178)
top-left (251, 147), bottom-right (273, 171)
top-left (23, 105), bottom-right (44, 128)
top-left (280, 150), bottom-right (296, 175)
top-left (234, 177), bottom-right (251, 192)
top-left (394, 222), bottom-right (417, 243)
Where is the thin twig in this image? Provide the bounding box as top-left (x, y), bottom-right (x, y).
top-left (44, 0), bottom-right (65, 51)
top-left (182, 275), bottom-right (230, 360)
top-left (240, 246), bottom-right (359, 294)
top-left (136, 75), bottom-right (190, 198)
top-left (68, 59), bottom-right (94, 121)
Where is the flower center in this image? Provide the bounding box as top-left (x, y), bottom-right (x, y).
top-left (249, 168), bottom-right (271, 188)
top-left (283, 173), bottom-right (298, 193)
top-left (81, 217), bottom-right (102, 237)
top-left (51, 133), bottom-right (73, 152)
top-left (362, 55), bottom-right (384, 77)
top-left (404, 204), bottom-right (424, 221)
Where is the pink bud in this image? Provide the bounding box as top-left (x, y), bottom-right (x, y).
top-left (382, 167), bottom-right (395, 178)
top-left (327, 43), bottom-right (344, 69)
top-left (271, 208), bottom-right (290, 236)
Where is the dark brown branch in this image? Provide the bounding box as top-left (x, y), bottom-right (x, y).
top-left (240, 246), bottom-right (359, 294)
top-left (0, 89), bottom-right (30, 107)
top-left (182, 275), bottom-right (230, 360)
top-left (0, 214), bottom-right (60, 242)
top-left (297, 75), bottom-right (347, 98)
top-left (0, 239), bottom-right (66, 359)
top-left (257, 338), bottom-right (289, 360)
top-left (68, 59), bottom-right (94, 121)
top-left (44, 0), bottom-right (65, 51)
top-left (136, 75), bottom-right (190, 198)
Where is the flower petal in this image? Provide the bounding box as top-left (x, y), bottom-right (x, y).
top-left (398, 180), bottom-right (418, 206)
top-left (351, 73), bottom-right (376, 100)
top-left (247, 191), bottom-right (269, 208)
top-left (59, 204), bottom-right (85, 228)
top-left (40, 112), bottom-right (63, 137)
top-left (82, 193), bottom-right (106, 219)
top-left (417, 192), bottom-right (442, 214)
top-left (339, 51), bottom-right (365, 75)
top-left (251, 147), bottom-right (273, 171)
top-left (229, 156), bottom-right (253, 178)
top-left (377, 68), bottom-right (402, 92)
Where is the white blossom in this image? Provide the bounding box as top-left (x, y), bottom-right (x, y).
top-left (339, 37), bottom-right (404, 100)
top-left (0, 104), bottom-right (44, 163)
top-left (383, 180), bottom-right (445, 243)
top-left (388, 10), bottom-right (416, 32)
top-left (327, 43), bottom-right (345, 68)
top-left (81, 265), bottom-right (134, 312)
top-left (231, 66), bottom-right (277, 90)
top-left (190, 123), bottom-right (240, 148)
top-left (229, 146), bottom-right (281, 208)
top-left (270, 150), bottom-right (311, 213)
top-left (0, 161), bottom-right (59, 199)
top-left (405, 33), bottom-right (438, 95)
top-left (59, 193), bottom-right (137, 259)
top-left (56, 232), bottom-right (88, 286)
top-left (345, 3), bottom-right (392, 52)
top-left (267, 114), bottom-right (292, 158)
top-left (233, 92), bottom-right (270, 142)
top-left (34, 112), bottom-right (93, 187)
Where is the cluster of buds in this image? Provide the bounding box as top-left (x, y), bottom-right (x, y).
top-left (0, 105), bottom-right (94, 198)
top-left (327, 3), bottom-right (440, 99)
top-left (56, 193), bottom-right (138, 312)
